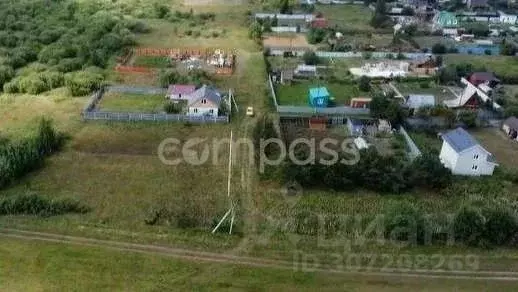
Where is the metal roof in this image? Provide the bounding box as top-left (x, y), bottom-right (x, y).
top-left (309, 87), bottom-right (329, 98)
top-left (406, 94), bottom-right (435, 109)
top-left (441, 127), bottom-right (480, 153)
top-left (504, 116), bottom-right (518, 130)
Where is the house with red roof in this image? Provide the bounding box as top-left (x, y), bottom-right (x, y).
top-left (311, 17), bottom-right (328, 29)
top-left (167, 84), bottom-right (196, 100)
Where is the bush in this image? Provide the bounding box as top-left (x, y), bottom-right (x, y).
top-left (431, 43), bottom-right (447, 54)
top-left (0, 194), bottom-right (88, 217)
top-left (483, 207), bottom-right (517, 246)
top-left (0, 65), bottom-right (14, 89)
top-left (384, 201), bottom-right (426, 245)
top-left (3, 81), bottom-right (18, 93)
top-left (164, 101), bottom-right (184, 114)
top-left (358, 76), bottom-right (371, 92)
top-left (453, 206), bottom-right (485, 246)
top-left (64, 69), bottom-right (104, 96)
top-left (302, 51), bottom-right (319, 65)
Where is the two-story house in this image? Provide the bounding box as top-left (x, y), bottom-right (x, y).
top-left (439, 127), bottom-right (498, 176)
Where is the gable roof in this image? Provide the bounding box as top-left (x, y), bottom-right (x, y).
top-left (309, 87), bottom-right (329, 98)
top-left (441, 127), bottom-right (481, 153)
top-left (168, 84), bottom-right (196, 96)
top-left (469, 72), bottom-right (498, 83)
top-left (406, 94), bottom-right (435, 109)
top-left (188, 85), bottom-right (222, 107)
top-left (504, 116), bottom-right (518, 130)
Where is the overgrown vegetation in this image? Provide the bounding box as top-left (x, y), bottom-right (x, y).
top-left (157, 69), bottom-right (211, 88)
top-left (0, 193), bottom-right (88, 217)
top-left (0, 118), bottom-right (64, 189)
top-left (0, 0), bottom-right (151, 94)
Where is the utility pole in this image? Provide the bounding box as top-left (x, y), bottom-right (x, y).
top-left (212, 130), bottom-right (235, 234)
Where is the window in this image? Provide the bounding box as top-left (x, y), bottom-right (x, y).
top-left (194, 108), bottom-right (198, 113)
top-left (209, 109), bottom-right (214, 114)
top-left (202, 99), bottom-right (207, 104)
top-left (473, 154), bottom-right (479, 159)
top-left (472, 165), bottom-right (478, 170)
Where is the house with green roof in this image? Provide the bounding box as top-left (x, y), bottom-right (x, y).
top-left (433, 11), bottom-right (459, 30)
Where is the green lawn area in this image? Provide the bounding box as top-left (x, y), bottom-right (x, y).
top-left (132, 56), bottom-right (173, 68)
top-left (443, 55), bottom-right (518, 78)
top-left (4, 238), bottom-right (518, 291)
top-left (275, 81), bottom-right (363, 106)
top-left (395, 82), bottom-right (455, 104)
top-left (413, 36), bottom-right (454, 49)
top-left (315, 4), bottom-right (373, 31)
top-left (99, 92), bottom-right (166, 112)
top-left (470, 128), bottom-right (518, 170)
top-left (408, 130), bottom-right (443, 154)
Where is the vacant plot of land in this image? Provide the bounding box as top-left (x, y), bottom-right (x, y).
top-left (414, 36), bottom-right (454, 49)
top-left (99, 93), bottom-right (165, 112)
top-left (276, 82), bottom-right (362, 106)
top-left (263, 34), bottom-right (312, 48)
top-left (443, 55), bottom-right (518, 78)
top-left (395, 82), bottom-right (455, 104)
top-left (315, 4), bottom-right (373, 31)
top-left (132, 56), bottom-right (173, 68)
top-left (409, 131), bottom-right (443, 153)
top-left (470, 128), bottom-right (518, 169)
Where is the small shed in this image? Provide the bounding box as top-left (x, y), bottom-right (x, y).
top-left (350, 97), bottom-right (372, 108)
top-left (280, 69), bottom-right (294, 84)
top-left (294, 64), bottom-right (317, 78)
top-left (502, 116), bottom-right (518, 141)
top-left (309, 117), bottom-right (327, 130)
top-left (347, 118), bottom-right (366, 137)
top-left (354, 137), bottom-right (369, 150)
top-left (308, 87), bottom-right (330, 108)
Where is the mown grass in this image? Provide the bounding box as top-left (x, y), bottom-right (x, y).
top-left (315, 4), bottom-right (373, 31)
top-left (443, 54), bottom-right (518, 78)
top-left (99, 92), bottom-right (166, 112)
top-left (470, 128), bottom-right (518, 170)
top-left (4, 238), bottom-right (518, 291)
top-left (276, 81), bottom-right (363, 106)
top-left (395, 82), bottom-right (455, 104)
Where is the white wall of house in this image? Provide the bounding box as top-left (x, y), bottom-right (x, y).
top-left (440, 143), bottom-right (495, 176)
top-left (188, 106), bottom-right (219, 117)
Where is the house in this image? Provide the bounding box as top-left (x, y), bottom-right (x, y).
top-left (167, 84), bottom-right (196, 100)
top-left (439, 127), bottom-right (497, 176)
top-left (499, 11), bottom-right (518, 24)
top-left (186, 85), bottom-right (223, 117)
top-left (410, 56), bottom-right (438, 75)
top-left (433, 11), bottom-right (458, 30)
top-left (308, 87), bottom-right (330, 107)
top-left (311, 18), bottom-right (328, 28)
top-left (254, 13), bottom-right (314, 26)
top-left (502, 116), bottom-right (518, 141)
top-left (349, 61), bottom-right (409, 78)
top-left (467, 0), bottom-right (488, 9)
top-left (294, 64), bottom-right (317, 78)
top-left (405, 94), bottom-right (435, 109)
top-left (468, 72), bottom-right (499, 87)
top-left (350, 97), bottom-right (372, 108)
top-left (443, 77), bottom-right (502, 110)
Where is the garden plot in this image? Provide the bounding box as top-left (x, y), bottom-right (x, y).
top-left (98, 92), bottom-right (166, 113)
top-left (275, 81), bottom-right (363, 106)
top-left (315, 4), bottom-right (373, 31)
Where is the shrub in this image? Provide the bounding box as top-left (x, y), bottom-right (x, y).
top-left (431, 43), bottom-right (447, 54)
top-left (483, 207), bottom-right (517, 246)
top-left (3, 81), bottom-right (18, 93)
top-left (384, 201), bottom-right (426, 245)
top-left (453, 206), bottom-right (485, 246)
top-left (359, 75), bottom-right (371, 92)
top-left (0, 194), bottom-right (89, 217)
top-left (302, 51), bottom-right (319, 65)
top-left (0, 65), bottom-right (14, 89)
top-left (164, 102), bottom-right (184, 114)
top-left (64, 69), bottom-right (104, 96)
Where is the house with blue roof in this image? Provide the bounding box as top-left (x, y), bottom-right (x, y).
top-left (439, 127), bottom-right (498, 176)
top-left (308, 87), bottom-right (330, 108)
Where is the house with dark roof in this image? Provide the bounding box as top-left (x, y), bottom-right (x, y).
top-left (468, 72), bottom-right (499, 88)
top-left (502, 116), bottom-right (518, 141)
top-left (439, 127), bottom-right (497, 176)
top-left (187, 85), bottom-right (223, 117)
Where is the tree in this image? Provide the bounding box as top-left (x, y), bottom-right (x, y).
top-left (410, 153), bottom-right (452, 189)
top-left (248, 21), bottom-right (262, 40)
top-left (306, 28), bottom-right (326, 44)
top-left (483, 208), bottom-right (517, 246)
top-left (383, 201), bottom-right (426, 245)
top-left (458, 111), bottom-right (477, 128)
top-left (435, 55), bottom-right (443, 67)
top-left (454, 206), bottom-right (485, 246)
top-left (279, 0), bottom-right (291, 14)
top-left (431, 43), bottom-right (447, 54)
top-left (401, 7), bottom-right (415, 16)
top-left (358, 76), bottom-right (371, 92)
top-left (370, 0), bottom-right (390, 28)
top-left (302, 51), bottom-right (319, 65)
top-left (501, 43), bottom-right (517, 56)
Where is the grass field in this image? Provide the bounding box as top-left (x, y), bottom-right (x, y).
top-left (315, 4), bottom-right (373, 31)
top-left (99, 92), bottom-right (166, 112)
top-left (395, 82), bottom-right (455, 104)
top-left (470, 128), bottom-right (518, 170)
top-left (275, 81), bottom-right (362, 106)
top-left (443, 55), bottom-right (518, 78)
top-left (3, 238), bottom-right (518, 291)
top-left (132, 55), bottom-right (173, 68)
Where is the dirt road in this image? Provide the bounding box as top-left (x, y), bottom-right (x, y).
top-left (1, 228), bottom-right (518, 282)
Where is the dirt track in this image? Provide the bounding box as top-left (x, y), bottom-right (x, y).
top-left (2, 228), bottom-right (518, 282)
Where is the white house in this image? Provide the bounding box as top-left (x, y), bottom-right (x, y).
top-left (187, 85), bottom-right (223, 117)
top-left (439, 127), bottom-right (498, 176)
top-left (499, 11), bottom-right (518, 24)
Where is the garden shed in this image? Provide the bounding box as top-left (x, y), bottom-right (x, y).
top-left (308, 87), bottom-right (330, 107)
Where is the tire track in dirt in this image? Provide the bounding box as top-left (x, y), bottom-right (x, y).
top-left (2, 228), bottom-right (518, 282)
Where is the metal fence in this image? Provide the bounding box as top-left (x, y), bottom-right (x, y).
top-left (106, 85), bottom-right (167, 95)
top-left (278, 106), bottom-right (370, 116)
top-left (82, 111), bottom-right (229, 123)
top-left (83, 89), bottom-right (104, 112)
top-left (399, 126), bottom-right (422, 161)
top-left (315, 51), bottom-right (432, 59)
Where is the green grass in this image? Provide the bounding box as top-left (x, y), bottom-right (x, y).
top-left (395, 82), bottom-right (456, 104)
top-left (132, 56), bottom-right (173, 68)
top-left (99, 93), bottom-right (166, 112)
top-left (4, 238), bottom-right (518, 291)
top-left (276, 81), bottom-right (363, 106)
top-left (315, 4), bottom-right (373, 31)
top-left (470, 128), bottom-right (518, 170)
top-left (443, 55), bottom-right (518, 78)
top-left (408, 131), bottom-right (443, 153)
